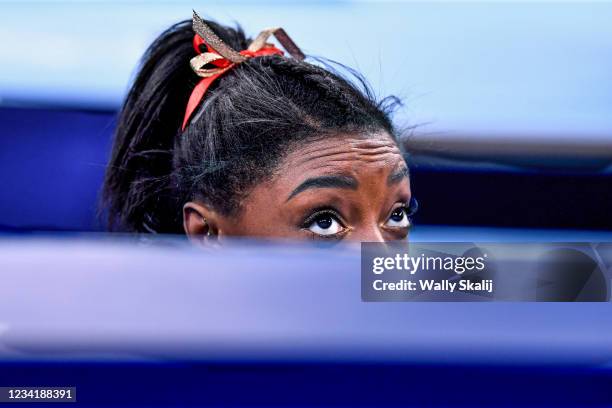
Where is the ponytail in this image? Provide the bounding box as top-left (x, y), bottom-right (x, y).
top-left (103, 20), bottom-right (249, 233)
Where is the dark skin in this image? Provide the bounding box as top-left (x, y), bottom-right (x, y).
top-left (183, 131), bottom-right (413, 244)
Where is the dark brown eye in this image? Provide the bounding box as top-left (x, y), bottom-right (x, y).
top-left (386, 198), bottom-right (418, 229)
top-left (305, 211), bottom-right (345, 236)
top-left (315, 215), bottom-right (333, 229)
top-left (390, 208), bottom-right (405, 222)
top-left (386, 205), bottom-right (411, 228)
top-left (386, 204), bottom-right (414, 228)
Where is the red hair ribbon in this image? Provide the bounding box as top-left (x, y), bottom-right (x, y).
top-left (182, 11), bottom-right (306, 131)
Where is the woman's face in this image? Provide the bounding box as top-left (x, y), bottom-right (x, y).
top-left (184, 131), bottom-right (413, 243)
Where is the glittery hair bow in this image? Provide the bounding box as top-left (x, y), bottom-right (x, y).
top-left (181, 11), bottom-right (306, 131)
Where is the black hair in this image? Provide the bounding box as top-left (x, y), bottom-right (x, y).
top-left (103, 18), bottom-right (400, 233)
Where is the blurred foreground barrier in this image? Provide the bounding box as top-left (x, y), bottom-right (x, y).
top-left (1, 236), bottom-right (612, 406)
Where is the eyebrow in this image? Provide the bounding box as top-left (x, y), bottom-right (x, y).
top-left (286, 175), bottom-right (358, 201)
top-left (387, 166), bottom-right (410, 185)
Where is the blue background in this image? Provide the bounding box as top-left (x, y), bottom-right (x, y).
top-left (0, 1), bottom-right (611, 231)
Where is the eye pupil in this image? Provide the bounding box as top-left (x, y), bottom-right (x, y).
top-left (316, 216), bottom-right (333, 229)
top-left (391, 208), bottom-right (405, 222)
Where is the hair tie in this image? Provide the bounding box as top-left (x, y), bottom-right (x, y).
top-left (182, 11), bottom-right (306, 131)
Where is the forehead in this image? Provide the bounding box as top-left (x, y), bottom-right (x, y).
top-left (280, 132), bottom-right (403, 177)
top-left (232, 131), bottom-right (409, 236)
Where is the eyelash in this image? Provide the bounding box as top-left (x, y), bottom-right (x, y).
top-left (407, 197), bottom-right (419, 217)
top-left (301, 208), bottom-right (345, 228)
top-left (300, 198), bottom-right (418, 239)
top-left (300, 207), bottom-right (348, 239)
top-left (388, 198), bottom-right (419, 228)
